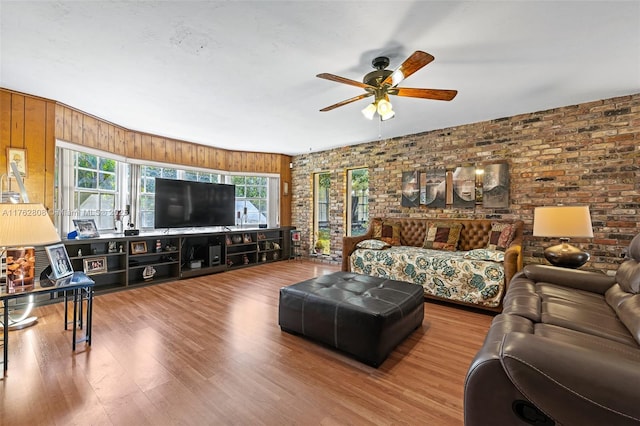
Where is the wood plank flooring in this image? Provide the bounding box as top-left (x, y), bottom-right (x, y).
top-left (1, 260), bottom-right (494, 426)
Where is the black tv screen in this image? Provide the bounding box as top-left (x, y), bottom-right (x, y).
top-left (154, 178), bottom-right (236, 228)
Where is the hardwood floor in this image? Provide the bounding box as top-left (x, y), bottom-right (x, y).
top-left (1, 260), bottom-right (494, 425)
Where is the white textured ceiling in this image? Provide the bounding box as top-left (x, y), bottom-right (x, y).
top-left (1, 1), bottom-right (639, 156)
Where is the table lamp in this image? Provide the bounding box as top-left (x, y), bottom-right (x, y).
top-left (1, 203), bottom-right (61, 329)
top-left (533, 205), bottom-right (594, 268)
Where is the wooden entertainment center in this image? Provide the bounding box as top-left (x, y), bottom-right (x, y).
top-left (62, 227), bottom-right (293, 293)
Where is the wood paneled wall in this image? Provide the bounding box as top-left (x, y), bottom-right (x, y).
top-left (1, 88), bottom-right (292, 225)
top-left (0, 89), bottom-right (56, 209)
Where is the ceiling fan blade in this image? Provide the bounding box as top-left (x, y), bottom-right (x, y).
top-left (381, 51), bottom-right (435, 87)
top-left (392, 87), bottom-right (458, 101)
top-left (316, 73), bottom-right (375, 90)
top-left (319, 93), bottom-right (374, 112)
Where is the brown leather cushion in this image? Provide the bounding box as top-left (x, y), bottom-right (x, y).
top-left (370, 217), bottom-right (515, 251)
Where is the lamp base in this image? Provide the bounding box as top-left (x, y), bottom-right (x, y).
top-left (544, 241), bottom-right (590, 268)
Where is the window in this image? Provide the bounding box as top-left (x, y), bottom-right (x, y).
top-left (139, 166), bottom-right (178, 228)
top-left (313, 172), bottom-right (331, 254)
top-left (67, 151), bottom-right (127, 231)
top-left (231, 175), bottom-right (268, 226)
top-left (56, 143), bottom-right (279, 232)
top-left (347, 168), bottom-right (369, 236)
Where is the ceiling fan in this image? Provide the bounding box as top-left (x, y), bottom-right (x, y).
top-left (317, 51), bottom-right (457, 121)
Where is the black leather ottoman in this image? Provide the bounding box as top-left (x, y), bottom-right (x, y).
top-left (278, 271), bottom-right (424, 367)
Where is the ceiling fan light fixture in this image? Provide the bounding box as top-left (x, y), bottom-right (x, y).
top-left (362, 103), bottom-right (376, 120)
top-left (378, 99), bottom-right (395, 121)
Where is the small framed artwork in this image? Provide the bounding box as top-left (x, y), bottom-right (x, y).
top-left (130, 241), bottom-right (147, 254)
top-left (83, 256), bottom-right (107, 275)
top-left (108, 241), bottom-right (118, 253)
top-left (243, 233), bottom-right (252, 243)
top-left (401, 171), bottom-right (420, 207)
top-left (45, 243), bottom-right (74, 279)
top-left (7, 147), bottom-right (27, 178)
top-left (73, 219), bottom-right (100, 239)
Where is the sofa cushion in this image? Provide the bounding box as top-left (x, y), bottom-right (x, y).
top-left (422, 222), bottom-right (462, 251)
top-left (606, 284), bottom-right (640, 345)
top-left (356, 239), bottom-right (390, 250)
top-left (486, 222), bottom-right (516, 251)
top-left (372, 219), bottom-right (401, 246)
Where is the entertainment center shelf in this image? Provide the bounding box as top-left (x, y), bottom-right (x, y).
top-left (62, 227), bottom-right (293, 293)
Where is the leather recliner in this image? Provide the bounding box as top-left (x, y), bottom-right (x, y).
top-left (464, 233), bottom-right (640, 426)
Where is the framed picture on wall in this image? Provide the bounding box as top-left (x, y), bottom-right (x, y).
top-left (420, 168), bottom-right (446, 208)
top-left (401, 171), bottom-right (420, 207)
top-left (452, 166), bottom-right (476, 209)
top-left (482, 163), bottom-right (510, 208)
top-left (7, 147), bottom-right (27, 178)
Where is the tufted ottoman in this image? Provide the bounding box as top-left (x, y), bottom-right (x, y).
top-left (278, 271), bottom-right (424, 367)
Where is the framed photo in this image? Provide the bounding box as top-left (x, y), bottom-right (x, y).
top-left (83, 256), bottom-right (107, 275)
top-left (7, 147), bottom-right (27, 178)
top-left (45, 243), bottom-right (74, 279)
top-left (108, 241), bottom-right (118, 253)
top-left (131, 241), bottom-right (147, 254)
top-left (243, 233), bottom-right (252, 243)
top-left (73, 219), bottom-right (100, 239)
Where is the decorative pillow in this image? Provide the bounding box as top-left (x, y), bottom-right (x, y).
top-left (356, 239), bottom-right (391, 250)
top-left (372, 220), bottom-right (401, 246)
top-left (487, 222), bottom-right (516, 251)
top-left (464, 249), bottom-right (505, 263)
top-left (422, 222), bottom-right (462, 251)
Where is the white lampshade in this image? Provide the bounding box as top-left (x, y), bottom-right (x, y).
top-left (361, 103), bottom-right (376, 120)
top-left (0, 203), bottom-right (61, 247)
top-left (533, 206), bottom-right (594, 238)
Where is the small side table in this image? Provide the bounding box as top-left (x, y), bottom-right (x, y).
top-left (1, 271), bottom-right (95, 374)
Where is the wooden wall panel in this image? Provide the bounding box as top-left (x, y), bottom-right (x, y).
top-left (82, 115), bottom-right (98, 148)
top-left (0, 89), bottom-right (56, 209)
top-left (2, 87), bottom-right (293, 224)
top-left (0, 91), bottom-right (11, 170)
top-left (97, 120), bottom-right (109, 152)
top-left (71, 109), bottom-right (83, 144)
top-left (24, 97), bottom-right (47, 202)
top-left (45, 101), bottom-right (56, 210)
top-left (10, 95), bottom-right (25, 147)
top-left (165, 138), bottom-right (176, 164)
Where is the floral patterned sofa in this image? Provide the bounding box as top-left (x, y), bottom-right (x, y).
top-left (342, 218), bottom-right (524, 311)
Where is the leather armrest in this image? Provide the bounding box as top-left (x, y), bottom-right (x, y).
top-left (341, 230), bottom-right (373, 271)
top-left (522, 264), bottom-right (616, 294)
top-left (503, 234), bottom-right (523, 287)
top-left (501, 332), bottom-right (640, 425)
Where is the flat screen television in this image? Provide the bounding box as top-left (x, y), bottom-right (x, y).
top-left (154, 178), bottom-right (236, 228)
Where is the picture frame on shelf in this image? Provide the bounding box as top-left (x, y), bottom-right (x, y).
top-left (108, 241), bottom-right (118, 253)
top-left (73, 219), bottom-right (100, 239)
top-left (130, 241), bottom-right (147, 254)
top-left (45, 243), bottom-right (74, 279)
top-left (7, 147), bottom-right (27, 178)
top-left (83, 256), bottom-right (107, 275)
top-left (243, 233), bottom-right (252, 243)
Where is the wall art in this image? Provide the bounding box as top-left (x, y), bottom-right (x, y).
top-left (482, 163), bottom-right (510, 208)
top-left (420, 168), bottom-right (446, 208)
top-left (401, 171), bottom-right (420, 207)
top-left (452, 166), bottom-right (476, 209)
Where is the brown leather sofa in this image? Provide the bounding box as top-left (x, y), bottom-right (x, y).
top-left (464, 233), bottom-right (640, 426)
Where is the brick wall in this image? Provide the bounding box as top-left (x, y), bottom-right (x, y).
top-left (291, 93), bottom-right (640, 272)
